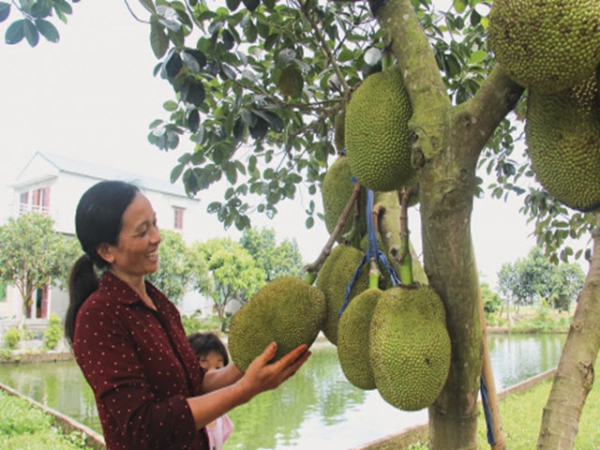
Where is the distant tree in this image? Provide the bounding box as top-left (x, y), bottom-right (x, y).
top-left (497, 247), bottom-right (585, 312)
top-left (193, 237), bottom-right (266, 331)
top-left (0, 213), bottom-right (79, 323)
top-left (480, 281), bottom-right (501, 318)
top-left (146, 229), bottom-right (207, 305)
top-left (240, 227), bottom-right (304, 282)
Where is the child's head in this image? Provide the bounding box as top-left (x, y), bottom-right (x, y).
top-left (187, 332), bottom-right (229, 371)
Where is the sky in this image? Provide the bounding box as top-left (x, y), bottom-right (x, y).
top-left (0, 0), bottom-right (549, 289)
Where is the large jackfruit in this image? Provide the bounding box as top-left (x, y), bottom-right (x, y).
top-left (345, 66), bottom-right (415, 192)
top-left (337, 288), bottom-right (382, 390)
top-left (489, 0), bottom-right (600, 94)
top-left (370, 284), bottom-right (451, 411)
top-left (316, 244), bottom-right (390, 345)
top-left (228, 276), bottom-right (326, 372)
top-left (525, 73), bottom-right (600, 212)
top-left (322, 155), bottom-right (367, 244)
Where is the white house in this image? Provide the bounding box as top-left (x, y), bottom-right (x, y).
top-left (1, 151), bottom-right (212, 331)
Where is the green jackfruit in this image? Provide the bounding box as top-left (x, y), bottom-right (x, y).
top-left (322, 155), bottom-right (367, 244)
top-left (228, 276), bottom-right (326, 372)
top-left (525, 73), bottom-right (600, 212)
top-left (337, 288), bottom-right (383, 390)
top-left (489, 0), bottom-right (600, 94)
top-left (316, 244), bottom-right (391, 345)
top-left (345, 66), bottom-right (414, 192)
top-left (370, 284), bottom-right (450, 411)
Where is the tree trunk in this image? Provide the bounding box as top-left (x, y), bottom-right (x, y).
top-left (537, 211), bottom-right (600, 449)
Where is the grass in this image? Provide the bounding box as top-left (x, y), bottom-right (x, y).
top-left (406, 377), bottom-right (600, 449)
top-left (0, 389), bottom-right (93, 450)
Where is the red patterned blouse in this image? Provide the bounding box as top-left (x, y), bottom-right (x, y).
top-left (73, 271), bottom-right (209, 450)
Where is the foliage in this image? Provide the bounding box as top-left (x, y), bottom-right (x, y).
top-left (3, 327), bottom-right (22, 349)
top-left (146, 229), bottom-right (208, 304)
top-left (0, 280), bottom-right (6, 302)
top-left (43, 313), bottom-right (63, 350)
top-left (193, 237), bottom-right (266, 331)
top-left (240, 226), bottom-right (305, 281)
top-left (497, 247), bottom-right (585, 309)
top-left (180, 310), bottom-right (222, 335)
top-left (0, 390), bottom-right (93, 450)
top-left (480, 281), bottom-right (502, 317)
top-left (0, 213), bottom-right (81, 318)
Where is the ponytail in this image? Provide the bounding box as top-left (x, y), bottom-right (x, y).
top-left (65, 255), bottom-right (100, 346)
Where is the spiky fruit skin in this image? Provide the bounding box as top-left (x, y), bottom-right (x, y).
top-left (345, 66), bottom-right (414, 192)
top-left (316, 245), bottom-right (370, 346)
top-left (337, 288), bottom-right (382, 390)
top-left (228, 276), bottom-right (326, 373)
top-left (525, 73), bottom-right (600, 212)
top-left (322, 155), bottom-right (367, 244)
top-left (489, 0), bottom-right (600, 94)
top-left (370, 284), bottom-right (451, 411)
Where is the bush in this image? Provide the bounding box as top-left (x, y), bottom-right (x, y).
top-left (3, 327), bottom-right (22, 349)
top-left (44, 314), bottom-right (63, 350)
top-left (181, 311), bottom-right (221, 335)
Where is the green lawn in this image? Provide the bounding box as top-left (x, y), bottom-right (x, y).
top-left (0, 389), bottom-right (93, 450)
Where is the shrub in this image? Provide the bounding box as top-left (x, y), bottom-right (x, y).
top-left (3, 327), bottom-right (22, 349)
top-left (44, 314), bottom-right (63, 350)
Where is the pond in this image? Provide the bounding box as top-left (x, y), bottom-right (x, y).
top-left (0, 333), bottom-right (565, 449)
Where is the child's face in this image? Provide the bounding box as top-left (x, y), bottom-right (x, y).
top-left (198, 350), bottom-right (225, 371)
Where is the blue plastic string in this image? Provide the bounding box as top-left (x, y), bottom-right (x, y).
top-left (480, 375), bottom-right (496, 446)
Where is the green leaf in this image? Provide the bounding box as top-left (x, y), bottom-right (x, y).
top-left (225, 163), bottom-right (238, 184)
top-left (242, 0), bottom-right (260, 12)
top-left (187, 109), bottom-right (200, 133)
top-left (35, 19), bottom-right (59, 43)
top-left (226, 0), bottom-right (241, 11)
top-left (23, 19), bottom-right (39, 46)
top-left (453, 0), bottom-right (467, 13)
top-left (181, 79), bottom-right (206, 106)
top-left (305, 216), bottom-right (314, 229)
top-left (242, 18), bottom-right (257, 43)
top-left (150, 20), bottom-right (169, 59)
top-left (170, 164), bottom-right (185, 183)
top-left (31, 2), bottom-right (52, 19)
top-left (0, 3), bottom-right (10, 23)
top-left (278, 65), bottom-right (303, 99)
top-left (5, 19), bottom-right (26, 44)
top-left (138, 0), bottom-right (156, 13)
top-left (163, 100), bottom-right (178, 111)
top-left (468, 50), bottom-right (487, 64)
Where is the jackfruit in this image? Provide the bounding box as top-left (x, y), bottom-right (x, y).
top-left (228, 276), bottom-right (326, 372)
top-left (322, 155), bottom-right (367, 244)
top-left (337, 288), bottom-right (382, 390)
top-left (345, 66), bottom-right (415, 192)
top-left (525, 73), bottom-right (600, 212)
top-left (370, 284), bottom-right (450, 411)
top-left (316, 244), bottom-right (390, 345)
top-left (489, 0), bottom-right (600, 94)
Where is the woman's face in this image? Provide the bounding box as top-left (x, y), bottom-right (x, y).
top-left (101, 192), bottom-right (162, 285)
top-left (198, 350), bottom-right (225, 371)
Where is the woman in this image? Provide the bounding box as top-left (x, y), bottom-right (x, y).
top-left (65, 180), bottom-right (310, 450)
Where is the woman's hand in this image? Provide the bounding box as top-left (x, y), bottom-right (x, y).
top-left (236, 342), bottom-right (311, 403)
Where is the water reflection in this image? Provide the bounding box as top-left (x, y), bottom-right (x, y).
top-left (0, 334), bottom-right (565, 449)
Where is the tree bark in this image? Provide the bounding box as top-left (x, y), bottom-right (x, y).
top-left (537, 211), bottom-right (600, 449)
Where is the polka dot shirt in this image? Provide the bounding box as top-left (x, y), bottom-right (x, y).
top-left (73, 272), bottom-right (209, 450)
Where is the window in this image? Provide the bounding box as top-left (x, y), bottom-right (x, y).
top-left (174, 207), bottom-right (185, 230)
top-left (19, 187), bottom-right (50, 215)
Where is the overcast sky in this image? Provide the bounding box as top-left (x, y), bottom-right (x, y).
top-left (0, 0), bottom-right (553, 288)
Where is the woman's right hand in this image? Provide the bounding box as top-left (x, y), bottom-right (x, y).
top-left (237, 342), bottom-right (311, 403)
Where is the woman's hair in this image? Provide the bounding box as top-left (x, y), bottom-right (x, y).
top-left (64, 180), bottom-right (140, 346)
top-left (187, 332), bottom-right (229, 366)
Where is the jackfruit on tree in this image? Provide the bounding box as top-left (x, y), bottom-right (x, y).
top-left (228, 276), bottom-right (326, 372)
top-left (337, 288), bottom-right (382, 390)
top-left (316, 244), bottom-right (390, 345)
top-left (322, 155), bottom-right (367, 245)
top-left (344, 66), bottom-right (415, 192)
top-left (370, 284), bottom-right (451, 411)
top-left (525, 72), bottom-right (600, 212)
top-left (489, 0), bottom-right (600, 94)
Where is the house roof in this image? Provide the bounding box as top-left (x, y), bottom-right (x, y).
top-left (18, 151), bottom-right (197, 200)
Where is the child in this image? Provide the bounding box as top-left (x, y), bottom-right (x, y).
top-left (187, 332), bottom-right (234, 450)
